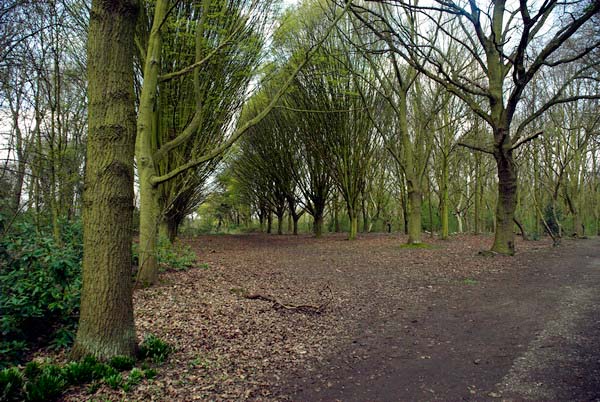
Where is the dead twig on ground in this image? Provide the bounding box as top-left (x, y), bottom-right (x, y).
top-left (243, 285), bottom-right (332, 314)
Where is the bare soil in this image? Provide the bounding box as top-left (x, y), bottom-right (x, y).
top-left (67, 233), bottom-right (600, 401)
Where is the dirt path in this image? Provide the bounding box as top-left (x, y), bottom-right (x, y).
top-left (280, 238), bottom-right (600, 401)
top-left (69, 234), bottom-right (600, 401)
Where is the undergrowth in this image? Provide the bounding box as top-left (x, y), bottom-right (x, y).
top-left (132, 237), bottom-right (198, 272)
top-left (0, 218), bottom-right (82, 369)
top-left (399, 242), bottom-right (435, 249)
top-left (0, 335), bottom-right (171, 401)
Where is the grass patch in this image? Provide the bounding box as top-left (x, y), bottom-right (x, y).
top-left (462, 278), bottom-right (478, 285)
top-left (399, 242), bottom-right (436, 249)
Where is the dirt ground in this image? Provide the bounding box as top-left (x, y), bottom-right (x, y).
top-left (69, 233), bottom-right (600, 401)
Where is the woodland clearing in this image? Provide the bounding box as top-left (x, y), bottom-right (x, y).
top-left (59, 234), bottom-right (600, 401)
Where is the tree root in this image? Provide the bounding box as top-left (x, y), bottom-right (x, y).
top-left (242, 285), bottom-right (332, 314)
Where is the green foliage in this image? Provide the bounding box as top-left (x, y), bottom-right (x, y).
top-left (108, 356), bottom-right (136, 371)
top-left (399, 242), bottom-right (435, 249)
top-left (543, 202), bottom-right (562, 236)
top-left (157, 238), bottom-right (197, 272)
top-left (0, 350), bottom-right (164, 400)
top-left (133, 239), bottom-right (197, 272)
top-left (23, 365), bottom-right (66, 402)
top-left (0, 367), bottom-right (23, 401)
top-left (23, 362), bottom-right (42, 379)
top-left (103, 373), bottom-right (122, 390)
top-left (122, 368), bottom-right (144, 391)
top-left (138, 334), bottom-right (173, 363)
top-left (0, 218), bottom-right (82, 368)
top-left (142, 368), bottom-right (157, 379)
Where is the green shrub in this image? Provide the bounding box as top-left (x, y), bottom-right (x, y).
top-left (103, 373), bottom-right (122, 390)
top-left (1, 351), bottom-right (160, 401)
top-left (122, 368), bottom-right (144, 391)
top-left (132, 238), bottom-right (197, 272)
top-left (108, 356), bottom-right (136, 371)
top-left (0, 367), bottom-right (23, 401)
top-left (138, 335), bottom-right (173, 363)
top-left (157, 237), bottom-right (197, 271)
top-left (23, 365), bottom-right (66, 402)
top-left (62, 360), bottom-right (97, 385)
top-left (143, 368), bottom-right (157, 379)
top-left (0, 219), bottom-right (82, 368)
top-left (23, 361), bottom-right (42, 379)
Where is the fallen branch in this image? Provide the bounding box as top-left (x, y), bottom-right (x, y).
top-left (243, 286), bottom-right (332, 314)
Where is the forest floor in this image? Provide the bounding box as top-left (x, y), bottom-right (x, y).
top-left (65, 233), bottom-right (600, 401)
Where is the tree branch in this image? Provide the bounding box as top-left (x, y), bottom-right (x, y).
top-left (150, 1), bottom-right (353, 186)
top-left (457, 141), bottom-right (494, 155)
top-left (510, 130), bottom-right (543, 150)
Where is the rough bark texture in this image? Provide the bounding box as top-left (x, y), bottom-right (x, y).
top-left (440, 158), bottom-right (449, 240)
top-left (159, 218), bottom-right (178, 243)
top-left (492, 141), bottom-right (517, 255)
top-left (348, 207), bottom-right (358, 240)
top-left (72, 0), bottom-right (138, 360)
top-left (407, 187), bottom-right (422, 244)
top-left (313, 214), bottom-right (324, 238)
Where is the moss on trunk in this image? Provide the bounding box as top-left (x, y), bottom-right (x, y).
top-left (72, 0), bottom-right (138, 360)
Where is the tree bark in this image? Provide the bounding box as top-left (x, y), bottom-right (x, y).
top-left (313, 213), bottom-right (324, 238)
top-left (159, 217), bottom-right (178, 243)
top-left (347, 205), bottom-right (358, 240)
top-left (267, 212), bottom-right (272, 234)
top-left (276, 208), bottom-right (284, 235)
top-left (72, 0), bottom-right (138, 360)
top-left (491, 141), bottom-right (517, 255)
top-left (135, 0), bottom-right (168, 286)
top-left (407, 186), bottom-right (422, 244)
top-left (440, 155), bottom-right (449, 239)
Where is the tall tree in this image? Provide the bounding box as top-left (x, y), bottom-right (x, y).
top-left (136, 0), bottom-right (351, 284)
top-left (71, 0), bottom-right (138, 360)
top-left (351, 0), bottom-right (600, 254)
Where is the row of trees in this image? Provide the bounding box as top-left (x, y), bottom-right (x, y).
top-left (1, 0), bottom-right (598, 363)
top-left (226, 0), bottom-right (599, 250)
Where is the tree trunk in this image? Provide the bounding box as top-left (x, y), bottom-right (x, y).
top-left (276, 210), bottom-right (284, 235)
top-left (333, 196), bottom-right (340, 232)
top-left (314, 213), bottom-right (324, 238)
top-left (159, 217), bottom-right (178, 243)
top-left (440, 156), bottom-right (449, 239)
top-left (361, 197), bottom-right (369, 233)
top-left (491, 145), bottom-right (517, 255)
top-left (267, 212), bottom-right (272, 234)
top-left (134, 0), bottom-right (168, 286)
top-left (400, 181), bottom-right (409, 235)
top-left (136, 178), bottom-right (159, 286)
top-left (72, 0), bottom-right (138, 360)
top-left (427, 178), bottom-right (434, 238)
top-left (474, 153), bottom-right (481, 234)
top-left (258, 213), bottom-right (265, 232)
top-left (407, 187), bottom-right (422, 244)
top-left (347, 204), bottom-right (358, 240)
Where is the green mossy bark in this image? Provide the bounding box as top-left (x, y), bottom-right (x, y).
top-left (135, 0), bottom-right (168, 286)
top-left (407, 188), bottom-right (422, 244)
top-left (440, 156), bottom-right (449, 240)
top-left (72, 0), bottom-right (138, 361)
top-left (348, 210), bottom-right (358, 240)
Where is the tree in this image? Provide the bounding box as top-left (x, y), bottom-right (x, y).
top-left (135, 0), bottom-right (351, 285)
top-left (71, 0), bottom-right (138, 360)
top-left (351, 0), bottom-right (600, 254)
